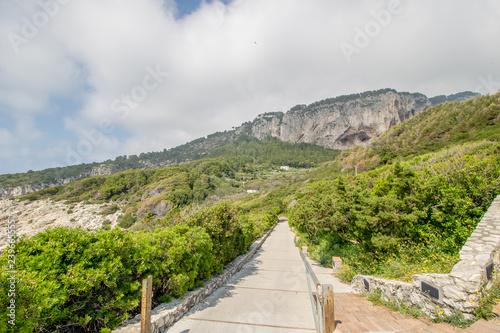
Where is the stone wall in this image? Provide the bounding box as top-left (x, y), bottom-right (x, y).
top-left (112, 220), bottom-right (278, 333)
top-left (352, 196), bottom-right (500, 318)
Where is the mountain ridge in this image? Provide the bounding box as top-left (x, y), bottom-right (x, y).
top-left (0, 89), bottom-right (479, 198)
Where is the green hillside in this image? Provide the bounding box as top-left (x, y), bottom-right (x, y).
top-left (1, 93), bottom-right (498, 332)
top-left (17, 138), bottom-right (338, 227)
top-left (369, 93), bottom-right (500, 163)
top-left (0, 138), bottom-right (337, 332)
top-left (0, 135), bottom-right (338, 190)
top-left (288, 92), bottom-right (500, 283)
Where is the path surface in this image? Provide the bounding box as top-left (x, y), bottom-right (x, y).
top-left (167, 218), bottom-right (317, 332)
top-left (167, 218), bottom-right (500, 333)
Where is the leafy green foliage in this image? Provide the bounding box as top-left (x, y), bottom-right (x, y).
top-left (183, 202), bottom-right (254, 270)
top-left (206, 136), bottom-right (340, 169)
top-left (289, 141), bottom-right (500, 281)
top-left (284, 94), bottom-right (500, 282)
top-left (118, 213), bottom-right (136, 229)
top-left (475, 272), bottom-right (500, 320)
top-left (0, 202), bottom-right (273, 333)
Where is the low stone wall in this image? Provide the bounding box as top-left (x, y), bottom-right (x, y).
top-left (112, 220), bottom-right (279, 333)
top-left (352, 196), bottom-right (500, 318)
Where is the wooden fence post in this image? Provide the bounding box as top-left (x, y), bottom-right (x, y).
top-left (141, 275), bottom-right (153, 333)
top-left (322, 284), bottom-right (336, 332)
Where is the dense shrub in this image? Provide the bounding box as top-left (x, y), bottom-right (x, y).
top-left (289, 142), bottom-right (500, 281)
top-left (183, 202), bottom-right (252, 270)
top-left (0, 201), bottom-right (275, 333)
top-left (0, 226), bottom-right (214, 332)
top-left (98, 204), bottom-right (120, 216)
top-left (117, 213), bottom-right (135, 229)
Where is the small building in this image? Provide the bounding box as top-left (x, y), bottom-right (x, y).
top-left (246, 190), bottom-right (259, 194)
top-left (280, 166), bottom-right (290, 171)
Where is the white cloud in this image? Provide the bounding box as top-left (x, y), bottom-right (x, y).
top-left (0, 0), bottom-right (499, 174)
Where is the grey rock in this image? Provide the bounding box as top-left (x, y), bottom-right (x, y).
top-left (239, 89), bottom-right (431, 151)
top-left (0, 199), bottom-right (123, 252)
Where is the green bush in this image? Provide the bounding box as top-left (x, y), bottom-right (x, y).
top-left (99, 204), bottom-right (120, 215)
top-left (0, 200), bottom-right (272, 332)
top-left (289, 142), bottom-right (500, 281)
top-left (0, 226), bottom-right (215, 332)
top-left (261, 209), bottom-right (278, 230)
top-left (183, 202), bottom-right (250, 271)
top-left (118, 213), bottom-right (136, 229)
top-left (102, 220), bottom-right (111, 230)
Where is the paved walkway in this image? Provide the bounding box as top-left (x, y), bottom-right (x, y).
top-left (167, 219), bottom-right (500, 333)
top-left (167, 218), bottom-right (317, 332)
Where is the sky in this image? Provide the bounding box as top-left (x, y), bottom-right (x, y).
top-left (0, 0), bottom-right (499, 175)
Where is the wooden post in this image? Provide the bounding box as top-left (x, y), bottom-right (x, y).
top-left (141, 275), bottom-right (153, 333)
top-left (323, 284), bottom-right (336, 332)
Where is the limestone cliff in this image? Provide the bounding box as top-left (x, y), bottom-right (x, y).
top-left (236, 89), bottom-right (431, 150)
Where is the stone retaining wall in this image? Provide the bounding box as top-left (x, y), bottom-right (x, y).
top-left (112, 220), bottom-right (278, 333)
top-left (352, 196), bottom-right (500, 318)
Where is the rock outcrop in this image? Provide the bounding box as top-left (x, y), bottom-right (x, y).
top-left (237, 89), bottom-right (431, 150)
top-left (136, 200), bottom-right (173, 219)
top-left (0, 199), bottom-right (123, 252)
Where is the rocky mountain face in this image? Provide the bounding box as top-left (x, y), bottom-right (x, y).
top-left (0, 88), bottom-right (478, 199)
top-left (237, 89), bottom-right (431, 150)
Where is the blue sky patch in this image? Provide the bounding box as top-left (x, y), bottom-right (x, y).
top-left (175, 0), bottom-right (230, 18)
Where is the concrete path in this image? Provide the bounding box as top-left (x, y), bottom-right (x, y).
top-left (167, 218), bottom-right (319, 332)
top-left (166, 218), bottom-right (500, 333)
